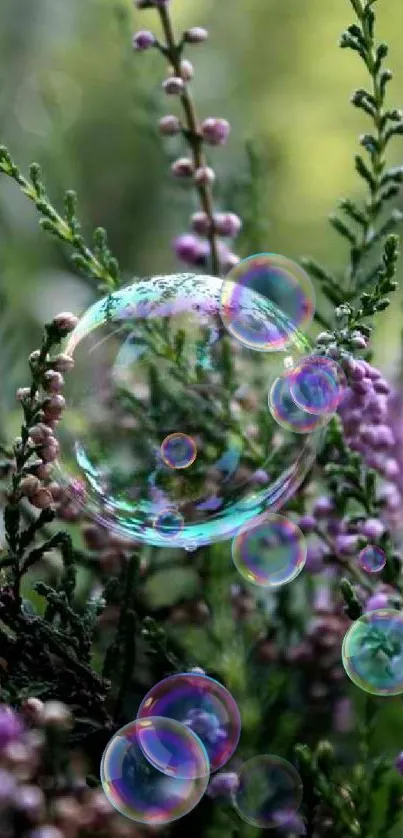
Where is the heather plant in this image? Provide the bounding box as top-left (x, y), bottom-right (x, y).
top-left (0, 1), bottom-right (403, 837)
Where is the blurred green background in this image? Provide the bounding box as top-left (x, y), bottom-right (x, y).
top-left (0, 0), bottom-right (402, 408)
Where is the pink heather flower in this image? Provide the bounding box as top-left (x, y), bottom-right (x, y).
top-left (395, 752), bottom-right (403, 775)
top-left (0, 706), bottom-right (24, 750)
top-left (51, 312), bottom-right (79, 333)
top-left (195, 166), bottom-right (216, 186)
top-left (191, 211), bottom-right (211, 235)
top-left (132, 30), bottom-right (156, 51)
top-left (163, 76), bottom-right (185, 96)
top-left (179, 59), bottom-right (194, 81)
top-left (201, 117), bottom-right (231, 146)
top-left (173, 233), bottom-right (209, 267)
top-left (214, 211), bottom-right (242, 238)
top-left (158, 114), bottom-right (181, 135)
top-left (365, 592), bottom-right (389, 611)
top-left (171, 157), bottom-right (194, 178)
top-left (184, 27), bottom-right (209, 44)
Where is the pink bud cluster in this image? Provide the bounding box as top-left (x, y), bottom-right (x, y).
top-left (133, 3), bottom-right (241, 274)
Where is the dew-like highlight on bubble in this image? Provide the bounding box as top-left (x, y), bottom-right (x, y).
top-left (358, 545), bottom-right (386, 574)
top-left (231, 513), bottom-right (307, 588)
top-left (57, 273), bottom-right (322, 547)
top-left (220, 253), bottom-right (315, 352)
top-left (231, 755), bottom-right (303, 830)
top-left (100, 717), bottom-right (209, 825)
top-left (137, 672), bottom-right (241, 774)
top-left (288, 355), bottom-right (347, 416)
top-left (268, 372), bottom-right (332, 434)
top-left (342, 609), bottom-right (403, 696)
top-left (160, 433), bottom-right (197, 470)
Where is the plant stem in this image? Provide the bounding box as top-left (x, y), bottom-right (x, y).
top-left (157, 4), bottom-right (220, 276)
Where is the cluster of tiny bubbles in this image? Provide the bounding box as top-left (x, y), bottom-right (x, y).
top-left (100, 717), bottom-right (209, 825)
top-left (358, 545), bottom-right (387, 574)
top-left (231, 755), bottom-right (303, 829)
top-left (57, 273), bottom-right (323, 548)
top-left (154, 509), bottom-right (184, 539)
top-left (160, 432), bottom-right (198, 469)
top-left (231, 513), bottom-right (307, 588)
top-left (137, 672), bottom-right (241, 773)
top-left (288, 355), bottom-right (347, 416)
top-left (268, 371), bottom-right (332, 434)
top-left (219, 253), bottom-right (315, 352)
top-left (342, 609), bottom-right (403, 695)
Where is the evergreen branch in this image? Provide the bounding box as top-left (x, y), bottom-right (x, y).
top-left (0, 146), bottom-right (121, 293)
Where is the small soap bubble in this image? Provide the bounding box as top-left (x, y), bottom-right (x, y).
top-left (231, 513), bottom-right (307, 588)
top-left (358, 545), bottom-right (386, 574)
top-left (342, 609), bottom-right (403, 695)
top-left (100, 718), bottom-right (209, 824)
top-left (137, 672), bottom-right (241, 773)
top-left (154, 510), bottom-right (184, 538)
top-left (220, 253), bottom-right (315, 352)
top-left (231, 755), bottom-right (303, 829)
top-left (160, 433), bottom-right (197, 470)
top-left (268, 372), bottom-right (332, 434)
top-left (288, 355), bottom-right (346, 416)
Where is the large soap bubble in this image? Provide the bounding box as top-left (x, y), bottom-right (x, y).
top-left (57, 273), bottom-right (322, 548)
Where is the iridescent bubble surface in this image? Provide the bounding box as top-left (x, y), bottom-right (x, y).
top-left (160, 433), bottom-right (197, 469)
top-left (268, 372), bottom-right (332, 434)
top-left (58, 273), bottom-right (321, 547)
top-left (137, 672), bottom-right (241, 773)
top-left (358, 545), bottom-right (386, 574)
top-left (100, 718), bottom-right (209, 825)
top-left (154, 509), bottom-right (184, 538)
top-left (231, 513), bottom-right (307, 588)
top-left (220, 254), bottom-right (315, 352)
top-left (231, 755), bottom-right (303, 829)
top-left (288, 355), bottom-right (347, 416)
top-left (342, 609), bottom-right (403, 695)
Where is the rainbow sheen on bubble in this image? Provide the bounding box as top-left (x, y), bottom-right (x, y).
top-left (288, 355), bottom-right (347, 416)
top-left (100, 718), bottom-right (209, 825)
top-left (231, 755), bottom-right (303, 829)
top-left (137, 672), bottom-right (241, 773)
top-left (342, 609), bottom-right (403, 696)
top-left (160, 433), bottom-right (197, 470)
top-left (231, 513), bottom-right (307, 588)
top-left (57, 273), bottom-right (322, 548)
top-left (268, 372), bottom-right (332, 434)
top-left (154, 509), bottom-right (184, 538)
top-left (358, 545), bottom-right (386, 574)
top-left (134, 716), bottom-right (209, 780)
top-left (220, 254), bottom-right (315, 352)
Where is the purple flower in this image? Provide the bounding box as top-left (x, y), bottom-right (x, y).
top-left (158, 114), bottom-right (181, 135)
top-left (207, 771), bottom-right (239, 799)
top-left (132, 30), bottom-right (155, 51)
top-left (305, 543), bottom-right (326, 574)
top-left (365, 592), bottom-right (389, 611)
top-left (333, 697), bottom-right (353, 733)
top-left (184, 27), bottom-right (209, 45)
top-left (298, 515), bottom-right (316, 534)
top-left (163, 76), bottom-right (185, 96)
top-left (0, 705), bottom-right (23, 750)
top-left (312, 497), bottom-right (335, 519)
top-left (358, 517), bottom-right (385, 540)
top-left (335, 534), bottom-right (361, 556)
top-left (395, 752), bottom-right (403, 775)
top-left (201, 117), bottom-right (231, 146)
top-left (173, 233), bottom-right (209, 266)
top-left (213, 212), bottom-right (242, 238)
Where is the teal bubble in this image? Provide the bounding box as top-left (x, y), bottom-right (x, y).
top-left (57, 273), bottom-right (322, 547)
top-left (231, 513), bottom-right (307, 588)
top-left (342, 609), bottom-right (403, 696)
top-left (231, 755), bottom-right (303, 829)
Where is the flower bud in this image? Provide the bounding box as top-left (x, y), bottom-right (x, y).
top-left (132, 30), bottom-right (155, 51)
top-left (20, 475), bottom-right (41, 497)
top-left (195, 166), bottom-right (216, 186)
top-left (42, 370), bottom-right (64, 393)
top-left (51, 354), bottom-right (74, 372)
top-left (30, 488), bottom-right (54, 509)
top-left (29, 350), bottom-right (42, 366)
top-left (214, 212), bottom-right (242, 238)
top-left (184, 27), bottom-right (208, 44)
top-left (201, 117), bottom-right (231, 146)
top-left (16, 387), bottom-right (32, 402)
top-left (51, 312), bottom-right (79, 333)
top-left (191, 211), bottom-right (211, 235)
top-left (159, 114), bottom-right (181, 135)
top-left (163, 76), bottom-right (185, 95)
top-left (171, 157), bottom-right (195, 178)
top-left (179, 59), bottom-right (194, 81)
top-left (43, 701), bottom-right (73, 731)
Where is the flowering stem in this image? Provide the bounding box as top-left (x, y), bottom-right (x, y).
top-left (156, 5), bottom-right (220, 276)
